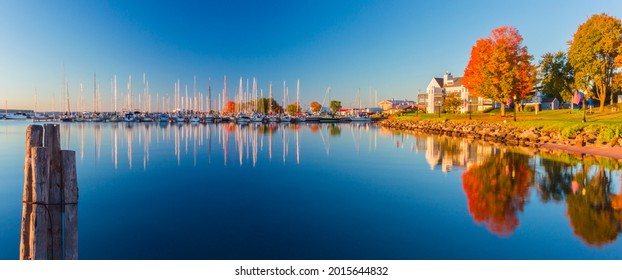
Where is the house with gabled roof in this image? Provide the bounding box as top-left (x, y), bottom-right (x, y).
top-left (425, 72), bottom-right (493, 113)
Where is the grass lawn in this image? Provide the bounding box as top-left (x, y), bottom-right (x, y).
top-left (391, 105), bottom-right (622, 141)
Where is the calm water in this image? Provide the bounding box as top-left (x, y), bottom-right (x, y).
top-left (1, 120), bottom-right (621, 260)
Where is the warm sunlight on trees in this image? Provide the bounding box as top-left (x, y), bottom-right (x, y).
top-left (568, 13), bottom-right (622, 111)
top-left (286, 102), bottom-right (302, 115)
top-left (225, 101), bottom-right (236, 113)
top-left (310, 101), bottom-right (322, 113)
top-left (329, 100), bottom-right (342, 113)
top-left (463, 26), bottom-right (535, 116)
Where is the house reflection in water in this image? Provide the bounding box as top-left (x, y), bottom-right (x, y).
top-left (423, 136), bottom-right (495, 173)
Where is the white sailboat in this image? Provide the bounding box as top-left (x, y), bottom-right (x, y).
top-left (4, 99), bottom-right (28, 120)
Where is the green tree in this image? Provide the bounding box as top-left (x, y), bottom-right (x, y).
top-left (568, 13), bottom-right (622, 111)
top-left (329, 100), bottom-right (342, 113)
top-left (463, 26), bottom-right (535, 116)
top-left (256, 98), bottom-right (280, 114)
top-left (310, 101), bottom-right (322, 113)
top-left (538, 51), bottom-right (575, 108)
top-left (286, 102), bottom-right (302, 115)
top-left (441, 92), bottom-right (463, 114)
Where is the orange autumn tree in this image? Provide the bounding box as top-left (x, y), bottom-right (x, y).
top-left (225, 101), bottom-right (236, 114)
top-left (463, 26), bottom-right (535, 116)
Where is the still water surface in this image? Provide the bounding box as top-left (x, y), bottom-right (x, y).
top-left (1, 121), bottom-right (621, 259)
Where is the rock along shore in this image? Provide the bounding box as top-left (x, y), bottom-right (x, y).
top-left (378, 118), bottom-right (622, 161)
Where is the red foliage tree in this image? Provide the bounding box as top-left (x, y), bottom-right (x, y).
top-left (225, 101), bottom-right (236, 114)
top-left (463, 26), bottom-right (535, 116)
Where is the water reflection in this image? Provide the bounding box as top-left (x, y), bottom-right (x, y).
top-left (52, 122), bottom-right (622, 250)
top-left (567, 165), bottom-right (622, 247)
top-left (381, 129), bottom-right (622, 248)
top-left (84, 122), bottom-right (376, 170)
top-left (462, 151), bottom-right (534, 236)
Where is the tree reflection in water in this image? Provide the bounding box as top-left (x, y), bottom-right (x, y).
top-left (566, 165), bottom-right (622, 247)
top-left (461, 151), bottom-right (534, 236)
top-left (537, 158), bottom-right (574, 202)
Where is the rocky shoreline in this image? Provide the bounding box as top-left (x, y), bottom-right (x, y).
top-left (378, 118), bottom-right (622, 160)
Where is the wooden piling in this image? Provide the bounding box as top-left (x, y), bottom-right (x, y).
top-left (20, 124), bottom-right (78, 260)
top-left (29, 147), bottom-right (49, 260)
top-left (20, 125), bottom-right (43, 260)
top-left (44, 124), bottom-right (63, 260)
top-left (61, 150), bottom-right (78, 260)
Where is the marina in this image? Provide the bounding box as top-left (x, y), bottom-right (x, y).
top-left (1, 120), bottom-right (621, 259)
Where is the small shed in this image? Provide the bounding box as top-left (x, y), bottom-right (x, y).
top-left (540, 97), bottom-right (559, 110)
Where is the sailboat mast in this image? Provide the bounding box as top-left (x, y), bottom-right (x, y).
top-left (128, 75), bottom-right (132, 112)
top-left (223, 75), bottom-right (228, 113)
top-left (208, 78), bottom-right (211, 112)
top-left (239, 77), bottom-right (243, 114)
top-left (79, 82), bottom-right (84, 114)
top-left (34, 88), bottom-right (37, 117)
top-left (297, 80), bottom-right (300, 114)
top-left (114, 75), bottom-right (117, 113)
top-left (93, 73), bottom-right (97, 113)
top-left (269, 82), bottom-right (273, 114)
top-left (65, 80), bottom-right (70, 114)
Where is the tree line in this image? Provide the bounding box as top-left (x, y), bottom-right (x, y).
top-left (222, 98), bottom-right (343, 115)
top-left (462, 13), bottom-right (622, 115)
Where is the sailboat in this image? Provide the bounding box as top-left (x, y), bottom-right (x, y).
top-left (319, 86), bottom-right (339, 123)
top-left (351, 88), bottom-right (371, 122)
top-left (60, 80), bottom-right (74, 122)
top-left (203, 78), bottom-right (215, 123)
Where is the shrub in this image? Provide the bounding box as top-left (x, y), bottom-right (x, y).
top-left (524, 106), bottom-right (535, 112)
top-left (597, 127), bottom-right (616, 142)
top-left (597, 125), bottom-right (622, 142)
top-left (482, 107), bottom-right (495, 113)
top-left (561, 125), bottom-right (583, 139)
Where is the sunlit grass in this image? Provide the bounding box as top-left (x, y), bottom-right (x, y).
top-left (390, 105), bottom-right (622, 141)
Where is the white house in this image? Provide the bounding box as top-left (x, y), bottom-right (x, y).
top-left (425, 72), bottom-right (493, 113)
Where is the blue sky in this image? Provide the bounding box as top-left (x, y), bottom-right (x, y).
top-left (1, 0), bottom-right (620, 111)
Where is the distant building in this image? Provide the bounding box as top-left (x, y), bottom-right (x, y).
top-left (377, 99), bottom-right (416, 112)
top-left (366, 107), bottom-right (383, 114)
top-left (523, 88), bottom-right (560, 110)
top-left (425, 72), bottom-right (493, 113)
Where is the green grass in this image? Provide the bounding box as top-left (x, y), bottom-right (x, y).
top-left (391, 106), bottom-right (622, 141)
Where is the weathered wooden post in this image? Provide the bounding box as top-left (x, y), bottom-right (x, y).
top-left (30, 147), bottom-right (49, 260)
top-left (61, 150), bottom-right (78, 260)
top-left (20, 125), bottom-right (43, 260)
top-left (20, 124), bottom-right (78, 260)
top-left (44, 124), bottom-right (63, 260)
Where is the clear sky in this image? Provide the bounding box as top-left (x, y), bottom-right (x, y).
top-left (1, 0), bottom-right (620, 112)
